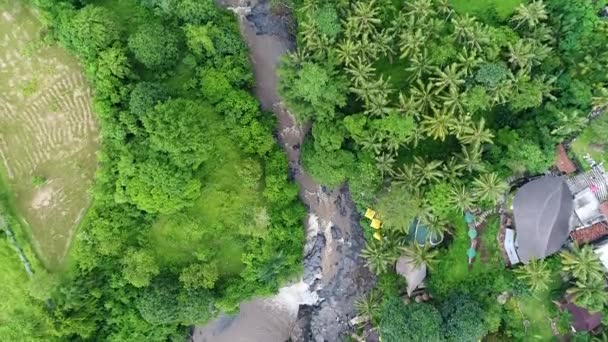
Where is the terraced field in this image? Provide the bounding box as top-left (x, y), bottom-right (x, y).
top-left (0, 1), bottom-right (98, 270)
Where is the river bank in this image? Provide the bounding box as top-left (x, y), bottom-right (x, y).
top-left (193, 1), bottom-right (375, 341)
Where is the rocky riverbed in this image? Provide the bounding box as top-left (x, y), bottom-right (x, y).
top-left (193, 1), bottom-right (376, 341)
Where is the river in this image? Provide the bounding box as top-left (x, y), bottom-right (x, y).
top-left (192, 1), bottom-right (375, 341)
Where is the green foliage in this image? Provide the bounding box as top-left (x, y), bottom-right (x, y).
top-left (128, 23), bottom-right (180, 69)
top-left (19, 0), bottom-right (306, 340)
top-left (440, 294), bottom-right (488, 342)
top-left (379, 298), bottom-right (444, 342)
top-left (129, 82), bottom-right (168, 118)
top-left (302, 140), bottom-right (355, 188)
top-left (31, 175), bottom-right (47, 188)
top-left (58, 5), bottom-right (120, 61)
top-left (279, 60), bottom-right (348, 122)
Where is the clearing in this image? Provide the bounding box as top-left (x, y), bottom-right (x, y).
top-left (0, 1), bottom-right (98, 270)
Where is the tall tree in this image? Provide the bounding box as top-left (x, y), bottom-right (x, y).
top-left (472, 172), bottom-right (507, 204)
top-left (401, 242), bottom-right (439, 270)
top-left (514, 258), bottom-right (552, 293)
top-left (511, 0), bottom-right (548, 30)
top-left (567, 277), bottom-right (608, 313)
top-left (561, 244), bottom-right (605, 283)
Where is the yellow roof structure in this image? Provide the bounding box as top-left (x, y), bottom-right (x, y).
top-left (373, 231), bottom-right (382, 241)
top-left (364, 208), bottom-right (376, 220)
top-left (371, 218), bottom-right (382, 229)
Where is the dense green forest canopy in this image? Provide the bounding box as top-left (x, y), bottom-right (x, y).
top-left (0, 0), bottom-right (305, 339)
top-left (280, 0), bottom-right (608, 340)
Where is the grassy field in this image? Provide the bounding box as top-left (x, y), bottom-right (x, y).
top-left (450, 0), bottom-right (522, 20)
top-left (0, 2), bottom-right (99, 270)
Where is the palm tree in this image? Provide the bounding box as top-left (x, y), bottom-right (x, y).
top-left (436, 0), bottom-right (454, 21)
top-left (443, 156), bottom-right (465, 180)
top-left (431, 63), bottom-right (465, 93)
top-left (567, 277), bottom-right (608, 313)
top-left (413, 157), bottom-right (444, 185)
top-left (551, 110), bottom-right (589, 139)
top-left (406, 0), bottom-right (434, 19)
top-left (349, 0), bottom-right (382, 36)
top-left (459, 118), bottom-right (494, 148)
top-left (423, 214), bottom-right (449, 241)
top-left (592, 87), bottom-right (608, 108)
top-left (451, 14), bottom-right (476, 44)
top-left (449, 184), bottom-right (476, 213)
top-left (448, 113), bottom-right (473, 139)
top-left (361, 240), bottom-right (398, 275)
top-left (439, 88), bottom-right (466, 115)
top-left (515, 258), bottom-right (552, 292)
top-left (401, 242), bottom-right (439, 270)
top-left (336, 39), bottom-right (359, 66)
top-left (421, 111), bottom-right (456, 141)
top-left (465, 24), bottom-right (489, 52)
top-left (360, 132), bottom-right (383, 155)
top-left (373, 28), bottom-right (396, 60)
top-left (472, 172), bottom-right (507, 204)
top-left (561, 244), bottom-right (605, 283)
top-left (456, 145), bottom-right (485, 173)
top-left (392, 163), bottom-right (418, 190)
top-left (455, 48), bottom-right (483, 76)
top-left (410, 79), bottom-right (439, 114)
top-left (364, 92), bottom-right (392, 117)
top-left (506, 39), bottom-right (536, 72)
top-left (406, 48), bottom-right (434, 82)
top-left (355, 291), bottom-right (381, 322)
top-left (346, 57), bottom-right (376, 87)
top-left (404, 127), bottom-right (424, 148)
top-left (511, 0), bottom-right (548, 30)
top-left (376, 153), bottom-right (396, 177)
top-left (399, 28), bottom-right (426, 59)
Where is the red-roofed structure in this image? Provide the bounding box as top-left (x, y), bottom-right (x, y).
top-left (600, 201), bottom-right (608, 218)
top-left (570, 222), bottom-right (608, 244)
top-left (556, 144), bottom-right (577, 174)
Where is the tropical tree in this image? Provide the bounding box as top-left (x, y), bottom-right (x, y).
top-left (472, 172), bottom-right (507, 204)
top-left (336, 39), bottom-right (359, 66)
top-left (592, 87), bottom-right (608, 108)
top-left (551, 110), bottom-right (589, 139)
top-left (406, 0), bottom-right (434, 19)
top-left (399, 28), bottom-right (426, 59)
top-left (443, 156), bottom-right (465, 181)
top-left (567, 277), bottom-right (608, 313)
top-left (456, 145), bottom-right (485, 173)
top-left (451, 14), bottom-right (476, 44)
top-left (561, 244), bottom-right (606, 283)
top-left (459, 117), bottom-right (494, 148)
top-left (360, 132), bottom-right (383, 155)
top-left (511, 0), bottom-right (548, 30)
top-left (439, 88), bottom-right (466, 115)
top-left (406, 48), bottom-right (434, 82)
top-left (346, 57), bottom-right (376, 87)
top-left (436, 0), bottom-right (454, 21)
top-left (506, 39), bottom-right (536, 72)
top-left (361, 241), bottom-right (398, 274)
top-left (515, 258), bottom-right (552, 292)
top-left (421, 111), bottom-right (455, 141)
top-left (413, 157), bottom-right (444, 185)
top-left (410, 79), bottom-right (439, 113)
top-left (401, 242), bottom-right (439, 270)
top-left (349, 0), bottom-right (382, 36)
top-left (455, 48), bottom-right (483, 76)
top-left (376, 153), bottom-right (396, 177)
top-left (431, 63), bottom-right (465, 93)
top-left (448, 184), bottom-right (476, 213)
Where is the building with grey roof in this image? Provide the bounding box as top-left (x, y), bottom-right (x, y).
top-left (513, 176), bottom-right (574, 263)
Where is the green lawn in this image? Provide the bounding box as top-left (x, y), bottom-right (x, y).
top-left (450, 0), bottom-right (522, 20)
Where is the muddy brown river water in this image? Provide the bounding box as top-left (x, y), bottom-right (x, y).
top-left (193, 1), bottom-right (374, 341)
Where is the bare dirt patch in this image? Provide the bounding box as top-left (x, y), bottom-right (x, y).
top-left (0, 2), bottom-right (99, 270)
